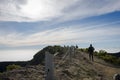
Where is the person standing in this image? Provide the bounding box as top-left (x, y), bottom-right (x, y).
top-left (88, 44), bottom-right (95, 61)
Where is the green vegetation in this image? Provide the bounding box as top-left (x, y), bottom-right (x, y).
top-left (6, 64), bottom-right (21, 71)
top-left (0, 61), bottom-right (27, 72)
top-left (78, 48), bottom-right (88, 52)
top-left (79, 48), bottom-right (120, 65)
top-left (30, 45), bottom-right (69, 65)
top-left (95, 50), bottom-right (120, 65)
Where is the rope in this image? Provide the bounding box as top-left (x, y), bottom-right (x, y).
top-left (55, 47), bottom-right (70, 68)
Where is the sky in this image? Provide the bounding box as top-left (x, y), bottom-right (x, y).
top-left (0, 0), bottom-right (120, 61)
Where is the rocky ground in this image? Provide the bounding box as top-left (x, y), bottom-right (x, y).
top-left (0, 50), bottom-right (120, 80)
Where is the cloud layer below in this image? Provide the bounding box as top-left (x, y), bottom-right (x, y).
top-left (0, 49), bottom-right (38, 61)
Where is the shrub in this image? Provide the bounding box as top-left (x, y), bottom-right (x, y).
top-left (99, 50), bottom-right (107, 54)
top-left (116, 58), bottom-right (120, 65)
top-left (78, 48), bottom-right (88, 52)
top-left (93, 49), bottom-right (120, 65)
top-left (95, 50), bottom-right (107, 58)
top-left (6, 64), bottom-right (21, 71)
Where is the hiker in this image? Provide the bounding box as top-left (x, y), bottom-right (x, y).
top-left (88, 44), bottom-right (95, 61)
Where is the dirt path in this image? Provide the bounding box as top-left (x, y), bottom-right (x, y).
top-left (80, 52), bottom-right (120, 80)
top-left (94, 62), bottom-right (120, 80)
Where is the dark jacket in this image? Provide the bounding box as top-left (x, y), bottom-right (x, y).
top-left (88, 46), bottom-right (94, 53)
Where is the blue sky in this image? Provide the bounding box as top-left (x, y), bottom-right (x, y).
top-left (0, 0), bottom-right (120, 61)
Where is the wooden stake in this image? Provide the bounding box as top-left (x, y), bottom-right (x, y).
top-left (45, 52), bottom-right (54, 80)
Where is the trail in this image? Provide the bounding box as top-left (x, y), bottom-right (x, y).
top-left (81, 51), bottom-right (120, 80)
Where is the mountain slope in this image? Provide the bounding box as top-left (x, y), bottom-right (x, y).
top-left (0, 46), bottom-right (120, 80)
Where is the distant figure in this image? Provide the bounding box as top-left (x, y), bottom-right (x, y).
top-left (88, 44), bottom-right (95, 61)
top-left (113, 74), bottom-right (120, 80)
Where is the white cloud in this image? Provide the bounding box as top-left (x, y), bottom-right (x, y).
top-left (0, 0), bottom-right (28, 21)
top-left (0, 0), bottom-right (78, 22)
top-left (60, 0), bottom-right (120, 21)
top-left (0, 27), bottom-right (77, 46)
top-left (95, 47), bottom-right (120, 53)
top-left (0, 24), bottom-right (120, 47)
top-left (0, 0), bottom-right (120, 22)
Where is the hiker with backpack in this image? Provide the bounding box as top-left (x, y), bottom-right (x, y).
top-left (88, 44), bottom-right (95, 61)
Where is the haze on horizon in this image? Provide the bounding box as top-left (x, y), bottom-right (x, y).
top-left (0, 0), bottom-right (120, 61)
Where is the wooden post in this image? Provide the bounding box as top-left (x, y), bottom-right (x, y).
top-left (70, 47), bottom-right (72, 62)
top-left (71, 46), bottom-right (75, 57)
top-left (45, 52), bottom-right (54, 80)
top-left (69, 46), bottom-right (75, 65)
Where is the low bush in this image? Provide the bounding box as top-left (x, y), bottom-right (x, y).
top-left (6, 64), bottom-right (21, 71)
top-left (95, 50), bottom-right (120, 65)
